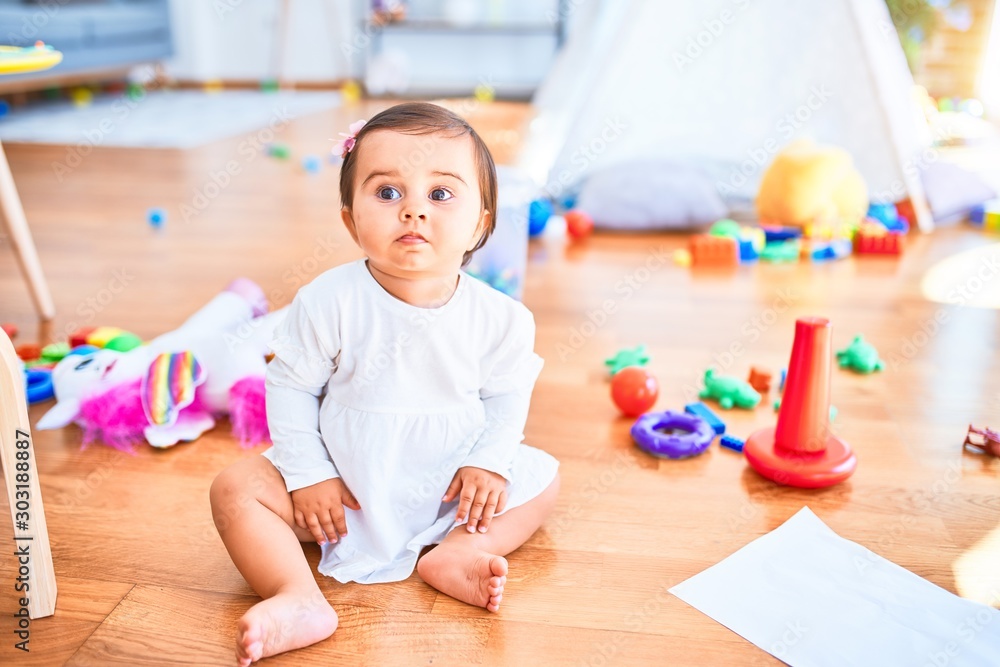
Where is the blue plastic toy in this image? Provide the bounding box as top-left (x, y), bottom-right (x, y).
top-left (147, 207), bottom-right (166, 228)
top-left (684, 401), bottom-right (725, 435)
top-left (302, 155), bottom-right (322, 174)
top-left (528, 199), bottom-right (552, 237)
top-left (25, 368), bottom-right (54, 404)
top-left (739, 238), bottom-right (759, 262)
top-left (719, 434), bottom-right (744, 453)
top-left (762, 226), bottom-right (802, 243)
top-left (867, 203), bottom-right (908, 233)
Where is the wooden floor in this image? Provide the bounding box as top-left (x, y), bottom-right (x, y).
top-left (1, 98), bottom-right (999, 666)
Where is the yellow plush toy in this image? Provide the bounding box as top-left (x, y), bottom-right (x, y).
top-left (756, 139), bottom-right (868, 229)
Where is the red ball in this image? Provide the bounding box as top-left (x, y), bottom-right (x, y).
top-left (565, 210), bottom-right (594, 239)
top-left (611, 366), bottom-right (659, 417)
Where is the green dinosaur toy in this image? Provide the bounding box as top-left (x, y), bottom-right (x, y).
top-left (699, 369), bottom-right (761, 409)
top-left (836, 335), bottom-right (884, 374)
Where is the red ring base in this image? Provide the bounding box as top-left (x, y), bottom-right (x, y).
top-left (744, 427), bottom-right (857, 488)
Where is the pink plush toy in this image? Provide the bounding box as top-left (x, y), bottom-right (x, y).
top-left (36, 279), bottom-right (285, 450)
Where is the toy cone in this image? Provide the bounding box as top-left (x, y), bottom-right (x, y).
top-left (744, 317), bottom-right (857, 488)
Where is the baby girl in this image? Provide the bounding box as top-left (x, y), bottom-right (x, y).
top-left (210, 101), bottom-right (560, 665)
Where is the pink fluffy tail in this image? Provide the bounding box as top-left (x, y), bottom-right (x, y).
top-left (229, 376), bottom-right (271, 448)
top-left (77, 379), bottom-right (148, 452)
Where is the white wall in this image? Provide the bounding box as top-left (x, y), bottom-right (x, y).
top-left (164, 0), bottom-right (570, 93)
top-left (165, 0), bottom-right (361, 82)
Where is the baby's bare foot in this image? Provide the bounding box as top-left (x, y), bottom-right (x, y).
top-left (235, 589), bottom-right (338, 666)
top-left (418, 546), bottom-right (508, 612)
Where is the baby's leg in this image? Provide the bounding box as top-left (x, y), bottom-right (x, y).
top-left (416, 473), bottom-right (560, 612)
top-left (210, 455), bottom-right (338, 666)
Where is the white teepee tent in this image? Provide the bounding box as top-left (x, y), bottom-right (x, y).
top-left (517, 0), bottom-right (934, 231)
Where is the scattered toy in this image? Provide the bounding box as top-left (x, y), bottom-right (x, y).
top-left (698, 369), bottom-right (761, 409)
top-left (719, 434), bottom-right (745, 453)
top-left (25, 368), bottom-right (54, 404)
top-left (760, 239), bottom-right (801, 263)
top-left (963, 424), bottom-right (1000, 457)
top-left (302, 155), bottom-right (322, 174)
top-left (528, 199), bottom-right (552, 237)
top-left (689, 234), bottom-right (739, 267)
top-left (855, 227), bottom-right (903, 255)
top-left (267, 143), bottom-right (291, 159)
top-left (747, 366), bottom-right (772, 394)
top-left (611, 366), bottom-right (659, 417)
top-left (15, 342), bottom-right (41, 361)
top-left (631, 410), bottom-right (715, 459)
top-left (744, 317), bottom-right (857, 488)
top-left (836, 335), bottom-right (884, 373)
top-left (761, 225), bottom-right (802, 242)
top-left (565, 210), bottom-right (594, 239)
top-left (148, 207), bottom-right (166, 228)
top-left (605, 345), bottom-right (650, 375)
top-left (684, 401), bottom-right (726, 435)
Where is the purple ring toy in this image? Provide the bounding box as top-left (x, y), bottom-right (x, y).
top-left (630, 410), bottom-right (715, 459)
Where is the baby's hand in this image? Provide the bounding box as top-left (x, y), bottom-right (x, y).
top-left (443, 466), bottom-right (508, 534)
top-left (290, 477), bottom-right (361, 545)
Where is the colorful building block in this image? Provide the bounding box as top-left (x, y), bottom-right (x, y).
top-left (855, 231), bottom-right (903, 255)
top-left (747, 366), bottom-right (772, 394)
top-left (761, 225), bottom-right (802, 242)
top-left (720, 435), bottom-right (745, 453)
top-left (684, 401), bottom-right (726, 435)
top-left (985, 211), bottom-right (1000, 233)
top-left (689, 234), bottom-right (739, 268)
top-left (739, 238), bottom-right (759, 262)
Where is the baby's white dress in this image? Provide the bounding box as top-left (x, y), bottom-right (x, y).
top-left (261, 259), bottom-right (559, 584)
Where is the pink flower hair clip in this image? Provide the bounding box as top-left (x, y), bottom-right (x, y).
top-left (333, 119), bottom-right (367, 159)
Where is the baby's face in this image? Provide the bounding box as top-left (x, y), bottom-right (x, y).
top-left (343, 129), bottom-right (488, 280)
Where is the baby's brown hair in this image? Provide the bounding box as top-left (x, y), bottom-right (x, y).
top-left (338, 102), bottom-right (497, 266)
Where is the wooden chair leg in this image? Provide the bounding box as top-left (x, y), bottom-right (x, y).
top-left (0, 139), bottom-right (56, 321)
top-left (0, 328), bottom-right (57, 618)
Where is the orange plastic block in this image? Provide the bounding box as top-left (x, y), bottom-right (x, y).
top-left (855, 231), bottom-right (903, 255)
top-left (689, 234), bottom-right (739, 267)
top-left (16, 342), bottom-right (41, 361)
top-left (747, 366), bottom-right (773, 394)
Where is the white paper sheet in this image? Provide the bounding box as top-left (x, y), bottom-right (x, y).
top-left (670, 507), bottom-right (1000, 666)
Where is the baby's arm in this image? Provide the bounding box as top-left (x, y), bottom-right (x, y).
top-left (448, 308), bottom-right (544, 533)
top-left (266, 294), bottom-right (359, 544)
